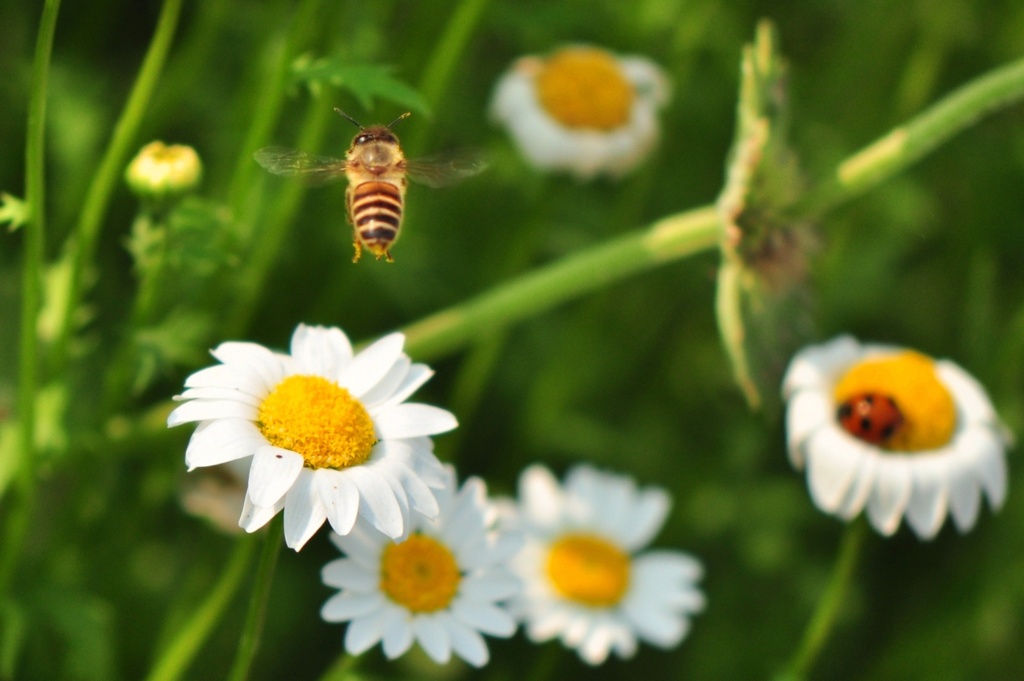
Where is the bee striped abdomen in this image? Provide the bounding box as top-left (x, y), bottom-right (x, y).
top-left (349, 180), bottom-right (404, 261)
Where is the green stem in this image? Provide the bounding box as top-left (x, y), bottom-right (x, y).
top-left (226, 0), bottom-right (324, 225)
top-left (226, 98), bottom-right (334, 337)
top-left (406, 0), bottom-right (490, 152)
top-left (49, 0), bottom-right (183, 372)
top-left (778, 522), bottom-right (868, 681)
top-left (798, 54), bottom-right (1024, 217)
top-left (418, 0), bottom-right (489, 107)
top-left (144, 537), bottom-right (258, 681)
top-left (1, 0), bottom-right (62, 615)
top-left (402, 204), bottom-right (721, 360)
top-left (226, 517), bottom-right (283, 681)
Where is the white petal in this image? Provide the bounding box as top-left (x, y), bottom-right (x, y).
top-left (167, 399), bottom-right (257, 427)
top-left (378, 459), bottom-right (439, 521)
top-left (371, 459), bottom-right (412, 513)
top-left (210, 341), bottom-right (288, 389)
top-left (290, 324), bottom-right (352, 378)
top-left (786, 389), bottom-right (835, 467)
top-left (947, 453), bottom-right (983, 533)
top-left (248, 446), bottom-right (303, 508)
top-left (358, 355), bottom-right (411, 409)
top-left (320, 591), bottom-right (385, 622)
top-left (967, 426), bottom-right (1009, 510)
top-left (184, 418), bottom-right (266, 470)
top-left (345, 610), bottom-right (387, 655)
top-left (937, 360), bottom-right (998, 425)
top-left (621, 487), bottom-right (670, 551)
top-left (330, 525), bottom-right (386, 571)
top-left (175, 387), bottom-right (263, 408)
top-left (524, 602), bottom-right (569, 641)
top-left (413, 614), bottom-right (451, 664)
top-left (781, 336), bottom-right (860, 397)
top-left (380, 607), bottom-right (414, 660)
top-left (519, 465), bottom-right (564, 529)
top-left (632, 551), bottom-right (704, 585)
top-left (238, 494), bottom-right (282, 533)
top-left (442, 613), bottom-right (489, 667)
top-left (376, 439), bottom-right (447, 489)
top-left (374, 364), bottom-right (434, 411)
top-left (904, 456), bottom-right (951, 540)
top-left (347, 466), bottom-right (405, 538)
top-left (315, 469), bottom-right (360, 537)
top-left (451, 598), bottom-right (516, 637)
top-left (835, 452), bottom-right (877, 520)
top-left (461, 573), bottom-right (521, 601)
top-left (374, 403), bottom-right (458, 439)
top-left (321, 558), bottom-right (377, 591)
top-left (866, 457), bottom-right (913, 536)
top-left (440, 478), bottom-right (488, 551)
top-left (805, 428), bottom-right (865, 513)
top-left (283, 470), bottom-right (328, 550)
top-left (575, 616), bottom-right (613, 665)
top-left (184, 364), bottom-right (271, 398)
top-left (338, 333), bottom-right (405, 397)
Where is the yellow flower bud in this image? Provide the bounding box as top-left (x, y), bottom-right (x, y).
top-left (125, 141), bottom-right (202, 201)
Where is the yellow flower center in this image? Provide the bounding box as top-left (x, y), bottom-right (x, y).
top-left (257, 375), bottom-right (376, 469)
top-left (546, 533), bottom-right (631, 607)
top-left (833, 351), bottom-right (957, 452)
top-left (380, 534), bottom-right (461, 612)
top-left (536, 47), bottom-right (634, 130)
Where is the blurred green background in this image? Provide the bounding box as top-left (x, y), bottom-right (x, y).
top-left (2, 0), bottom-right (1024, 679)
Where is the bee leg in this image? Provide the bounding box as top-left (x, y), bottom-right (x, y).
top-left (384, 250), bottom-right (394, 263)
top-left (351, 238), bottom-right (362, 263)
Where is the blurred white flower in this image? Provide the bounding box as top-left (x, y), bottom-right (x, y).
top-left (491, 45), bottom-right (669, 179)
top-left (783, 335), bottom-right (1010, 539)
top-left (168, 324), bottom-right (457, 550)
top-left (503, 464), bottom-right (704, 665)
top-left (321, 468), bottom-right (521, 667)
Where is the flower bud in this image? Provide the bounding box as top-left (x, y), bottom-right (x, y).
top-left (125, 141), bottom-right (202, 201)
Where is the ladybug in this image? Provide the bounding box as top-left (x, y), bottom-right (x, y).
top-left (836, 392), bottom-right (904, 445)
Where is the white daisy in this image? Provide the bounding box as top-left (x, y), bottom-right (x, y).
top-left (504, 464), bottom-right (705, 666)
top-left (167, 324), bottom-right (457, 550)
top-left (490, 45), bottom-right (670, 179)
top-left (320, 467), bottom-right (521, 667)
top-left (783, 335), bottom-right (1011, 540)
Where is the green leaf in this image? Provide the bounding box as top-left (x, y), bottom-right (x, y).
top-left (290, 57), bottom-right (431, 118)
top-left (0, 193), bottom-right (29, 232)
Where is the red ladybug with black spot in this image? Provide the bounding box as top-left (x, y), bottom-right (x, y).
top-left (836, 392), bottom-right (905, 445)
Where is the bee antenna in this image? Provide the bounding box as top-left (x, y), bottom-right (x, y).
top-left (386, 112), bottom-right (412, 129)
top-left (334, 108), bottom-right (363, 129)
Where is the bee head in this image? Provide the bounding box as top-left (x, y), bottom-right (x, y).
top-left (353, 127), bottom-right (399, 147)
top-left (335, 109), bottom-right (409, 147)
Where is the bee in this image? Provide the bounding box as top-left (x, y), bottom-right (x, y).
top-left (254, 109), bottom-right (487, 263)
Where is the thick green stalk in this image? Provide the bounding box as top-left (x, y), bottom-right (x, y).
top-left (777, 522), bottom-right (868, 681)
top-left (798, 54), bottom-right (1024, 217)
top-left (144, 537), bottom-right (258, 681)
top-left (49, 0), bottom-right (183, 371)
top-left (405, 0), bottom-right (491, 153)
top-left (417, 0), bottom-right (490, 107)
top-left (226, 517), bottom-right (283, 681)
top-left (402, 205), bottom-right (721, 360)
top-left (225, 98), bottom-right (334, 337)
top-left (1, 0), bottom-right (62, 618)
top-left (225, 0), bottom-right (324, 224)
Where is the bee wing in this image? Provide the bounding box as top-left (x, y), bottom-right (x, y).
top-left (253, 146), bottom-right (349, 186)
top-left (405, 149), bottom-right (489, 188)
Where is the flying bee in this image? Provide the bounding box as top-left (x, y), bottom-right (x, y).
top-left (254, 109), bottom-right (487, 263)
